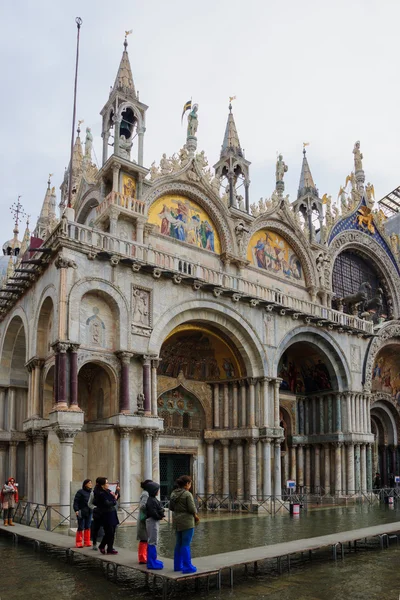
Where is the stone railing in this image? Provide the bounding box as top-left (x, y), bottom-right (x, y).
top-left (66, 222), bottom-right (374, 335)
top-left (96, 191), bottom-right (146, 218)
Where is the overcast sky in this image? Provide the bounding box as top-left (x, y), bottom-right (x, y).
top-left (1, 0), bottom-right (399, 244)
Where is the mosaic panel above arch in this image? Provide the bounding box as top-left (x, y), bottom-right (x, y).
top-left (157, 385), bottom-right (205, 432)
top-left (148, 194), bottom-right (221, 254)
top-left (372, 344), bottom-right (400, 406)
top-left (247, 229), bottom-right (304, 283)
top-left (158, 324), bottom-right (245, 381)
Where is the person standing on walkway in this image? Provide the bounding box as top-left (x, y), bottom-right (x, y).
top-left (144, 481), bottom-right (164, 570)
top-left (93, 477), bottom-right (119, 555)
top-left (73, 479), bottom-right (93, 548)
top-left (169, 475), bottom-right (198, 574)
top-left (137, 479), bottom-right (152, 564)
top-left (1, 477), bottom-right (19, 526)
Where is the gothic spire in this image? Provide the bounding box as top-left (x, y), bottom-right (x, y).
top-left (298, 146), bottom-right (318, 199)
top-left (221, 102), bottom-right (242, 158)
top-left (113, 34), bottom-right (136, 98)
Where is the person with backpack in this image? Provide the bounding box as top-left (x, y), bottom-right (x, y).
top-left (137, 480), bottom-right (152, 564)
top-left (92, 477), bottom-right (119, 555)
top-left (143, 481), bottom-right (164, 569)
top-left (169, 475), bottom-right (199, 574)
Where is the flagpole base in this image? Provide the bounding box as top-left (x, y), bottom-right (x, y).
top-left (186, 135), bottom-right (197, 156)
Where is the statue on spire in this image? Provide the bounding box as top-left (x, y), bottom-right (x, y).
top-left (276, 154), bottom-right (288, 183)
top-left (353, 141), bottom-right (363, 172)
top-left (187, 104), bottom-right (199, 138)
top-left (85, 127), bottom-right (93, 158)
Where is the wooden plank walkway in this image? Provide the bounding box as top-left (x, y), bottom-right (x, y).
top-left (1, 521), bottom-right (400, 597)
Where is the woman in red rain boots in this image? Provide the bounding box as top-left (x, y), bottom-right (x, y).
top-left (137, 480), bottom-right (152, 563)
top-left (73, 479), bottom-right (93, 548)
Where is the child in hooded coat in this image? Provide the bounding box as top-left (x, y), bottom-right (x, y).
top-left (137, 480), bottom-right (152, 564)
top-left (143, 481), bottom-right (165, 570)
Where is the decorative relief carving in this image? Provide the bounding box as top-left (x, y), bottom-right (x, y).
top-left (55, 255), bottom-right (77, 269)
top-left (131, 285), bottom-right (152, 337)
top-left (86, 307), bottom-right (105, 347)
top-left (350, 344), bottom-right (361, 373)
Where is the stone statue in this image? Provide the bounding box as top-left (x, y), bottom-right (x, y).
top-left (187, 104), bottom-right (199, 138)
top-left (85, 127), bottom-right (93, 158)
top-left (365, 182), bottom-right (375, 209)
top-left (353, 141), bottom-right (363, 171)
top-left (271, 190), bottom-right (279, 205)
top-left (160, 153), bottom-right (172, 175)
top-left (276, 154), bottom-right (288, 182)
top-left (390, 233), bottom-right (399, 254)
top-left (196, 150), bottom-right (208, 170)
top-left (211, 174), bottom-right (220, 195)
top-left (235, 222), bottom-right (249, 254)
top-left (237, 195), bottom-right (245, 211)
top-left (137, 393), bottom-right (145, 413)
top-left (119, 134), bottom-right (133, 160)
top-left (133, 288), bottom-right (149, 325)
top-left (150, 161), bottom-right (160, 180)
top-left (258, 198), bottom-right (265, 213)
top-left (179, 146), bottom-right (189, 167)
top-left (338, 187), bottom-right (348, 212)
top-left (168, 153), bottom-right (181, 172)
top-left (250, 203), bottom-right (260, 217)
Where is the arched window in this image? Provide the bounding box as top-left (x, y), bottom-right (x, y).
top-left (182, 413), bottom-right (190, 429)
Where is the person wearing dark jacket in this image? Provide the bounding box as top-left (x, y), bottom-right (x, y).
top-left (144, 481), bottom-right (164, 570)
top-left (137, 480), bottom-right (152, 564)
top-left (169, 475), bottom-right (198, 574)
top-left (73, 479), bottom-right (93, 548)
top-left (93, 477), bottom-right (119, 555)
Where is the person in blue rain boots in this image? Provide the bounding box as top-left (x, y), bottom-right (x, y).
top-left (144, 481), bottom-right (165, 570)
top-left (169, 475), bottom-right (199, 574)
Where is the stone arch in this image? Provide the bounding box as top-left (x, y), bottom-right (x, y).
top-left (32, 285), bottom-right (58, 357)
top-left (363, 322), bottom-right (400, 392)
top-left (329, 230), bottom-right (400, 318)
top-left (77, 360), bottom-right (119, 420)
top-left (42, 363), bottom-right (55, 418)
top-left (273, 326), bottom-right (351, 392)
top-left (157, 372), bottom-right (212, 429)
top-left (149, 300), bottom-right (267, 377)
top-left (75, 189), bottom-right (101, 226)
top-left (370, 399), bottom-right (398, 446)
top-left (143, 181), bottom-right (235, 255)
top-left (68, 278), bottom-right (129, 349)
top-left (117, 101), bottom-right (144, 131)
top-left (36, 296), bottom-right (56, 359)
top-left (0, 312), bottom-right (29, 386)
top-left (245, 218), bottom-right (317, 290)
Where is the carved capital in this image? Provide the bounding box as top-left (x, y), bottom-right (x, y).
top-left (69, 343), bottom-right (80, 353)
top-left (31, 430), bottom-right (47, 443)
top-left (118, 427), bottom-right (132, 438)
top-left (220, 439), bottom-right (230, 447)
top-left (52, 341), bottom-right (69, 354)
top-left (116, 351), bottom-right (134, 366)
top-left (25, 357), bottom-right (45, 372)
top-left (247, 377), bottom-right (258, 386)
top-left (143, 429), bottom-right (154, 438)
top-left (233, 439), bottom-right (242, 446)
top-left (247, 437), bottom-right (258, 446)
top-left (55, 427), bottom-right (80, 443)
top-left (142, 355), bottom-right (152, 367)
top-left (205, 439), bottom-right (215, 446)
top-left (55, 255), bottom-right (77, 269)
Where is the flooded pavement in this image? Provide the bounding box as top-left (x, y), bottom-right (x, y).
top-left (2, 505), bottom-right (400, 599)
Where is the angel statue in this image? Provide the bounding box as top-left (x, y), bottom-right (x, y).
top-left (345, 172), bottom-right (357, 191)
top-left (250, 203), bottom-right (260, 217)
top-left (237, 195), bottom-right (245, 211)
top-left (187, 104), bottom-right (199, 138)
top-left (276, 154), bottom-right (288, 182)
top-left (85, 127), bottom-right (93, 158)
top-left (353, 141), bottom-right (363, 172)
top-left (258, 197), bottom-right (265, 213)
top-left (365, 182), bottom-right (375, 209)
top-left (160, 153), bottom-right (171, 175)
top-left (338, 186), bottom-right (348, 212)
top-left (149, 161), bottom-right (160, 181)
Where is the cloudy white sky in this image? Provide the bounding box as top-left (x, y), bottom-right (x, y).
top-left (1, 0), bottom-right (399, 244)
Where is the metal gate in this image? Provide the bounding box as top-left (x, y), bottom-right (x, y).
top-left (160, 454), bottom-right (191, 500)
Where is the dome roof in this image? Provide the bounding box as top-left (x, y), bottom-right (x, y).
top-left (2, 237), bottom-right (21, 256)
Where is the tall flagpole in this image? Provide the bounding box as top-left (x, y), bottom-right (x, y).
top-left (67, 17), bottom-right (83, 210)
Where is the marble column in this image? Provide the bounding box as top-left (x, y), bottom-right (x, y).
top-left (312, 397), bottom-right (317, 434)
top-left (152, 432), bottom-right (160, 485)
top-left (351, 394), bottom-right (356, 432)
top-left (0, 443), bottom-right (7, 492)
top-left (112, 164), bottom-right (120, 192)
top-left (142, 356), bottom-right (151, 415)
top-left (8, 441), bottom-right (18, 478)
top-left (297, 444), bottom-right (304, 488)
top-left (223, 384), bottom-right (229, 428)
top-left (314, 445), bottom-right (321, 492)
top-left (327, 395), bottom-right (333, 433)
top-left (56, 428), bottom-right (77, 514)
top-left (391, 446), bottom-right (397, 477)
top-left (118, 352), bottom-right (133, 413)
top-left (290, 445), bottom-right (297, 482)
top-left (262, 378), bottom-right (270, 428)
top-left (347, 443), bottom-right (355, 494)
top-left (151, 358), bottom-right (159, 417)
top-left (0, 388), bottom-right (5, 429)
top-left (382, 446), bottom-right (388, 487)
top-left (304, 399), bottom-right (309, 435)
top-left (234, 440), bottom-right (244, 498)
top-left (248, 379), bottom-right (256, 427)
top-left (305, 445), bottom-right (311, 492)
top-left (319, 397), bottom-right (324, 434)
top-left (232, 383), bottom-right (238, 428)
top-left (32, 431), bottom-right (46, 504)
top-left (263, 439), bottom-right (272, 497)
top-left (213, 384), bottom-right (220, 428)
top-left (354, 444), bottom-right (361, 492)
top-left (7, 389), bottom-right (16, 430)
top-left (240, 381), bottom-right (247, 427)
top-left (136, 221), bottom-right (144, 245)
top-left (356, 395), bottom-right (361, 433)
top-left (347, 393), bottom-right (352, 432)
top-left (53, 342), bottom-right (69, 409)
top-left (119, 428), bottom-right (131, 503)
top-left (221, 440), bottom-right (230, 496)
top-left (206, 440), bottom-right (214, 496)
top-left (324, 444), bottom-right (330, 494)
top-left (274, 440), bottom-right (282, 498)
top-left (143, 430), bottom-right (153, 481)
top-left (334, 443), bottom-right (342, 494)
top-left (367, 444), bottom-right (373, 490)
top-left (69, 345), bottom-right (80, 409)
top-left (25, 433), bottom-right (33, 501)
top-left (360, 444), bottom-right (367, 493)
top-left (335, 394), bottom-right (342, 432)
top-left (248, 438), bottom-right (257, 498)
top-left (273, 379), bottom-right (282, 429)
top-left (298, 398), bottom-right (305, 435)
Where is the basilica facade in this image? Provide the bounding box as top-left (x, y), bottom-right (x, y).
top-left (1, 37), bottom-right (400, 510)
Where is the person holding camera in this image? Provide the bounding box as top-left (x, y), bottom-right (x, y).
top-left (73, 479), bottom-right (93, 548)
top-left (1, 477), bottom-right (19, 526)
